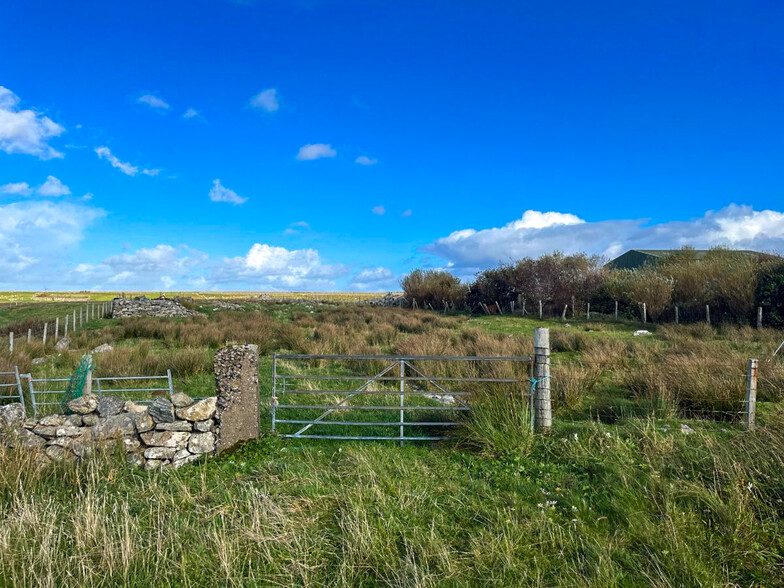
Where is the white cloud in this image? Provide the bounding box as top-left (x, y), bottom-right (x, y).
top-left (209, 179), bottom-right (247, 205)
top-left (94, 146), bottom-right (138, 175)
top-left (350, 267), bottom-right (398, 291)
top-left (215, 243), bottom-right (349, 289)
top-left (355, 155), bottom-right (378, 166)
top-left (401, 209), bottom-right (412, 217)
top-left (138, 94), bottom-right (171, 110)
top-left (372, 205), bottom-right (386, 215)
top-left (424, 205), bottom-right (784, 269)
top-left (0, 86), bottom-right (65, 159)
top-left (284, 220), bottom-right (311, 235)
top-left (36, 175), bottom-right (71, 197)
top-left (70, 244), bottom-right (207, 289)
top-left (249, 89), bottom-right (279, 112)
top-left (95, 146), bottom-right (159, 177)
top-left (182, 108), bottom-right (200, 119)
top-left (296, 143), bottom-right (336, 161)
top-left (0, 200), bottom-right (104, 280)
top-left (0, 182), bottom-right (32, 196)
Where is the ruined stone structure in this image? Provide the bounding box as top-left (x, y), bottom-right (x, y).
top-left (111, 296), bottom-right (196, 319)
top-left (0, 345), bottom-right (261, 468)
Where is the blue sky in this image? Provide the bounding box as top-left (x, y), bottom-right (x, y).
top-left (2, 0), bottom-right (784, 291)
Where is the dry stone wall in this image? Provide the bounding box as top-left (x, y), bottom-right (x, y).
top-left (0, 344), bottom-right (261, 469)
top-left (0, 393), bottom-right (217, 469)
top-left (111, 297), bottom-right (197, 319)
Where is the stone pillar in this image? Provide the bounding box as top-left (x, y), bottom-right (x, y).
top-left (214, 344), bottom-right (259, 453)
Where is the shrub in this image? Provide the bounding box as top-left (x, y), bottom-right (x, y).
top-left (400, 270), bottom-right (467, 309)
top-left (755, 257), bottom-right (784, 328)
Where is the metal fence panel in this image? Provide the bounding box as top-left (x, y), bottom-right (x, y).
top-left (272, 354), bottom-right (532, 443)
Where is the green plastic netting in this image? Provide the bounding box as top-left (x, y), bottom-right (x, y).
top-left (61, 354), bottom-right (94, 413)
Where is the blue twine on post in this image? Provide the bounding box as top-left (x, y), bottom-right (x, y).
top-left (528, 375), bottom-right (550, 396)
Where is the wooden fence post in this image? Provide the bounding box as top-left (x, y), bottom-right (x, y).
top-left (586, 302), bottom-right (590, 320)
top-left (675, 305), bottom-right (679, 325)
top-left (642, 302), bottom-right (647, 324)
top-left (562, 304), bottom-right (568, 320)
top-left (539, 300), bottom-right (543, 319)
top-left (745, 358), bottom-right (758, 431)
top-left (43, 323), bottom-right (48, 346)
top-left (533, 327), bottom-right (552, 432)
top-left (9, 332), bottom-right (13, 353)
top-left (27, 329), bottom-right (31, 343)
top-left (614, 300), bottom-right (618, 321)
top-left (706, 304), bottom-right (711, 326)
top-left (757, 307), bottom-right (763, 329)
top-left (55, 317), bottom-right (59, 340)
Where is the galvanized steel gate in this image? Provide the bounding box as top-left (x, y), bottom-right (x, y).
top-left (272, 354), bottom-right (532, 442)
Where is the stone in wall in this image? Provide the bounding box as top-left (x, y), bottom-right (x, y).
top-left (110, 296), bottom-right (197, 319)
top-left (213, 344), bottom-right (260, 453)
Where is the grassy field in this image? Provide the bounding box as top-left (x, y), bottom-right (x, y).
top-left (1, 300), bottom-right (783, 586)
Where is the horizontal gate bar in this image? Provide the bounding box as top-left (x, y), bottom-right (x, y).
top-left (280, 434), bottom-right (449, 441)
top-left (275, 419), bottom-right (461, 426)
top-left (277, 375), bottom-right (522, 383)
top-left (278, 389), bottom-right (471, 396)
top-left (275, 404), bottom-right (470, 411)
top-left (277, 354), bottom-right (532, 362)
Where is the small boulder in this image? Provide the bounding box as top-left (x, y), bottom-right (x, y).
top-left (64, 414), bottom-right (83, 427)
top-left (0, 403), bottom-right (26, 429)
top-left (193, 420), bottom-right (213, 432)
top-left (127, 453), bottom-right (146, 468)
top-left (55, 337), bottom-right (70, 352)
top-left (122, 437), bottom-right (141, 453)
top-left (155, 420), bottom-right (192, 432)
top-left (144, 446), bottom-right (177, 460)
top-left (140, 430), bottom-right (190, 449)
top-left (39, 414), bottom-right (66, 427)
top-left (3, 428), bottom-right (46, 449)
top-left (49, 436), bottom-right (89, 457)
top-left (680, 424), bottom-right (695, 435)
top-left (149, 397), bottom-right (175, 424)
top-left (31, 357), bottom-right (46, 365)
top-left (176, 397), bottom-right (217, 422)
top-left (67, 393), bottom-right (98, 415)
top-left (173, 453), bottom-right (201, 469)
top-left (54, 425), bottom-right (88, 437)
top-left (45, 444), bottom-right (76, 461)
top-left (32, 425), bottom-right (58, 438)
top-left (124, 401), bottom-right (148, 414)
top-left (91, 343), bottom-right (113, 354)
top-left (131, 411), bottom-right (155, 433)
top-left (82, 413), bottom-right (101, 426)
top-left (188, 432), bottom-right (215, 454)
top-left (170, 392), bottom-right (193, 408)
top-left (92, 414), bottom-right (136, 440)
top-left (96, 395), bottom-right (125, 418)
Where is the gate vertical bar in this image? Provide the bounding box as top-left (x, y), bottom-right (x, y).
top-left (13, 366), bottom-right (26, 414)
top-left (26, 376), bottom-right (38, 418)
top-left (399, 359), bottom-right (405, 446)
top-left (271, 353), bottom-right (278, 432)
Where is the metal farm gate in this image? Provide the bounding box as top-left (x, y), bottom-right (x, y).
top-left (272, 353), bottom-right (533, 442)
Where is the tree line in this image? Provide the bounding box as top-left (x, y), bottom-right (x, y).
top-left (400, 248), bottom-right (784, 327)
